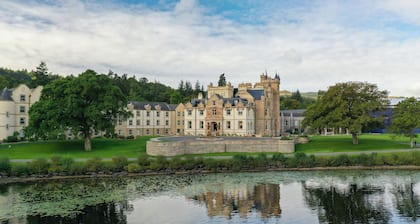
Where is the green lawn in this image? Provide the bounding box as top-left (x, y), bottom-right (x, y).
top-left (0, 136), bottom-right (154, 159)
top-left (296, 134), bottom-right (412, 153)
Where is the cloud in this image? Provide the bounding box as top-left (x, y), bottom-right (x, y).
top-left (0, 0), bottom-right (419, 96)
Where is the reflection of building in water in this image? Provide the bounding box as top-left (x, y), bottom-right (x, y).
top-left (189, 184), bottom-right (280, 219)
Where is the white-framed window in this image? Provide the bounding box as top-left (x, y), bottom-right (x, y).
top-left (146, 120), bottom-right (150, 126)
top-left (128, 120), bottom-right (133, 126)
top-left (20, 94), bottom-right (25, 102)
top-left (200, 121), bottom-right (204, 129)
top-left (212, 109), bottom-right (216, 115)
top-left (226, 109), bottom-right (231, 116)
top-left (136, 120), bottom-right (140, 125)
top-left (188, 110), bottom-right (192, 116)
top-left (199, 110), bottom-right (204, 115)
top-left (146, 111), bottom-right (150, 117)
top-left (157, 111), bottom-right (160, 117)
top-left (166, 120), bottom-right (169, 126)
top-left (157, 120), bottom-right (160, 126)
top-left (20, 106), bottom-right (25, 113)
top-left (188, 121), bottom-right (192, 129)
top-left (238, 121), bottom-right (243, 129)
top-left (227, 121), bottom-right (231, 129)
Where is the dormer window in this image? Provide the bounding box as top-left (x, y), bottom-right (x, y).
top-left (226, 109), bottom-right (231, 116)
top-left (212, 101), bottom-right (216, 106)
top-left (20, 94), bottom-right (26, 102)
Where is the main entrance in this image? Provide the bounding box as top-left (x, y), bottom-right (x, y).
top-left (208, 122), bottom-right (221, 136)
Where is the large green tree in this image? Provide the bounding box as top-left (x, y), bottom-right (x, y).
top-left (388, 97), bottom-right (420, 148)
top-left (303, 82), bottom-right (388, 144)
top-left (27, 70), bottom-right (130, 151)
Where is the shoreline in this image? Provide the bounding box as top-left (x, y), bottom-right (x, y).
top-left (1, 165), bottom-right (420, 185)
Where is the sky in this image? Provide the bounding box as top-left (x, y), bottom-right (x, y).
top-left (1, 0), bottom-right (420, 96)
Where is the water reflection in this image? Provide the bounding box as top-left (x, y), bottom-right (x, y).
top-left (188, 183), bottom-right (280, 219)
top-left (0, 171), bottom-right (419, 224)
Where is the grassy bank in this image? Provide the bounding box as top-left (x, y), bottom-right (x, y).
top-left (0, 136), bottom-right (153, 159)
top-left (296, 134), bottom-right (411, 153)
top-left (1, 151), bottom-right (420, 180)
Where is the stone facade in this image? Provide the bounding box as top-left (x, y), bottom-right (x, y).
top-left (147, 137), bottom-right (295, 156)
top-left (0, 84), bottom-right (43, 140)
top-left (115, 102), bottom-right (177, 137)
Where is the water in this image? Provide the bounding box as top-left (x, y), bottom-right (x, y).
top-left (0, 170), bottom-right (419, 224)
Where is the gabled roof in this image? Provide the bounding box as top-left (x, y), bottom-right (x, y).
top-left (129, 101), bottom-right (175, 111)
top-left (0, 88), bottom-right (13, 101)
top-left (223, 97), bottom-right (248, 106)
top-left (247, 89), bottom-right (264, 100)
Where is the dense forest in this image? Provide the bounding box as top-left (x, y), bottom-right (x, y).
top-left (1, 62), bottom-right (316, 109)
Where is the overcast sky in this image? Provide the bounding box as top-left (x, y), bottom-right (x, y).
top-left (1, 0), bottom-right (420, 96)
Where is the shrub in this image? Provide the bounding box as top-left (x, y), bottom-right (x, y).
top-left (0, 157), bottom-right (11, 175)
top-left (112, 156), bottom-right (128, 171)
top-left (169, 156), bottom-right (184, 170)
top-left (86, 157), bottom-right (103, 172)
top-left (255, 153), bottom-right (268, 169)
top-left (127, 163), bottom-right (141, 173)
top-left (203, 158), bottom-right (218, 171)
top-left (137, 155), bottom-right (151, 167)
top-left (353, 153), bottom-right (376, 166)
top-left (68, 162), bottom-right (86, 175)
top-left (149, 156), bottom-right (168, 171)
top-left (11, 163), bottom-right (29, 176)
top-left (60, 157), bottom-right (75, 171)
top-left (29, 158), bottom-right (49, 174)
top-left (332, 154), bottom-right (351, 166)
top-left (49, 156), bottom-right (62, 173)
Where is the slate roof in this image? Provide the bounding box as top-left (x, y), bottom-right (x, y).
top-left (190, 98), bottom-right (206, 106)
top-left (0, 88), bottom-right (13, 101)
top-left (129, 101), bottom-right (175, 111)
top-left (223, 97), bottom-right (249, 106)
top-left (247, 89), bottom-right (264, 100)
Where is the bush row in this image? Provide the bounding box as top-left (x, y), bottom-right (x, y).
top-left (1, 152), bottom-right (420, 177)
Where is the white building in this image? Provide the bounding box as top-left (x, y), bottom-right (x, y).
top-left (0, 84), bottom-right (43, 140)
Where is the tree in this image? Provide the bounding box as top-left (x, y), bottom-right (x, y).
top-left (31, 61), bottom-right (55, 87)
top-left (388, 97), bottom-right (420, 148)
top-left (218, 73), bottom-right (226, 87)
top-left (303, 82), bottom-right (388, 144)
top-left (27, 70), bottom-right (130, 151)
top-left (0, 76), bottom-right (7, 89)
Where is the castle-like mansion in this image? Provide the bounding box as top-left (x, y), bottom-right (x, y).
top-left (0, 74), bottom-right (280, 140)
top-left (115, 74), bottom-right (280, 137)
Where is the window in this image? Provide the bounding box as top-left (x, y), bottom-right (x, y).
top-left (200, 121), bottom-right (204, 129)
top-left (188, 110), bottom-right (192, 116)
top-left (20, 106), bottom-right (25, 113)
top-left (146, 129), bottom-right (150, 135)
top-left (226, 109), bottom-right (231, 116)
top-left (165, 129), bottom-right (169, 134)
top-left (177, 112), bottom-right (181, 116)
top-left (118, 120), bottom-right (122, 125)
top-left (264, 109), bottom-right (268, 116)
top-left (238, 121), bottom-right (243, 129)
top-left (136, 120), bottom-right (140, 125)
top-left (199, 110), bottom-right (204, 115)
top-left (157, 120), bottom-right (160, 126)
top-left (285, 120), bottom-right (288, 126)
top-left (166, 120), bottom-right (169, 126)
top-left (146, 120), bottom-right (150, 126)
top-left (177, 129), bottom-right (180, 134)
top-left (166, 112), bottom-right (169, 117)
top-left (118, 130), bottom-right (122, 135)
top-left (238, 110), bottom-right (243, 116)
top-left (212, 101), bottom-right (216, 105)
top-left (136, 111), bottom-right (140, 116)
top-left (146, 111), bottom-right (150, 117)
top-left (157, 112), bottom-right (160, 117)
top-left (188, 121), bottom-right (192, 129)
top-left (129, 129), bottom-right (132, 135)
top-left (212, 109), bottom-right (216, 115)
top-left (177, 120), bottom-right (180, 125)
top-left (157, 129), bottom-right (160, 134)
top-left (20, 94), bottom-right (25, 102)
top-left (227, 121), bottom-right (231, 129)
top-left (128, 120), bottom-right (133, 126)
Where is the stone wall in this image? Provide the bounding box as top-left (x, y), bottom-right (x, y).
top-left (147, 138), bottom-right (295, 156)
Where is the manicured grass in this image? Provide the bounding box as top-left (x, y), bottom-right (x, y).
top-left (296, 134), bottom-right (411, 153)
top-left (0, 136), bottom-right (154, 159)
